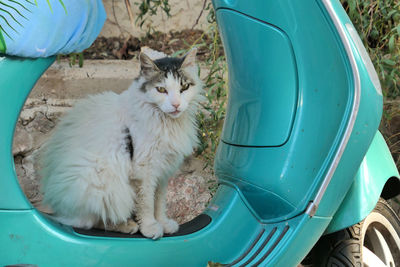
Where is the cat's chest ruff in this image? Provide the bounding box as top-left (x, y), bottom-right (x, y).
top-left (140, 125), bottom-right (193, 152)
top-left (129, 117), bottom-right (195, 160)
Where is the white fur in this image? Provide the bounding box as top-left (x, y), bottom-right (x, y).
top-left (40, 51), bottom-right (204, 239)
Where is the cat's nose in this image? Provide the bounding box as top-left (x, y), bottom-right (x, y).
top-left (172, 103), bottom-right (180, 109)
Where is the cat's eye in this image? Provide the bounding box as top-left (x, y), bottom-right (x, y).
top-left (156, 87), bottom-right (167, 94)
top-left (180, 83), bottom-right (190, 93)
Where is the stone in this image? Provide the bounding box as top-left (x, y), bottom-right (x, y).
top-left (13, 124), bottom-right (34, 156)
top-left (167, 157), bottom-right (216, 224)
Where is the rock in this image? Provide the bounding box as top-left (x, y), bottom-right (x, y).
top-left (14, 152), bottom-right (42, 207)
top-left (167, 157), bottom-right (216, 224)
top-left (13, 124), bottom-right (34, 156)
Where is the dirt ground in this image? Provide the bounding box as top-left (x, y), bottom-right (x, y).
top-left (80, 29), bottom-right (214, 61)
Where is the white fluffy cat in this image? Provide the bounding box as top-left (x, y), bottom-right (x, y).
top-left (39, 48), bottom-right (203, 239)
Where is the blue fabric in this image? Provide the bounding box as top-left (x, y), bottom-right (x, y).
top-left (1, 0), bottom-right (106, 57)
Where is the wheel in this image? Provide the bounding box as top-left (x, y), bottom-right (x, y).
top-left (304, 198), bottom-right (400, 267)
top-left (362, 199), bottom-right (400, 266)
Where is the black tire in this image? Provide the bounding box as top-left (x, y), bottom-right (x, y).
top-left (303, 198), bottom-right (400, 267)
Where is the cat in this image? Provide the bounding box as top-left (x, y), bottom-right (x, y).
top-left (39, 48), bottom-right (204, 239)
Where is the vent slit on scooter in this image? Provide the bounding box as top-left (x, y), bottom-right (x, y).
top-left (252, 225), bottom-right (290, 266)
top-left (238, 227), bottom-right (277, 267)
top-left (224, 228), bottom-right (265, 266)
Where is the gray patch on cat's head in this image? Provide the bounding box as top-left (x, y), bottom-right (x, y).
top-left (139, 72), bottom-right (164, 92)
top-left (138, 50), bottom-right (197, 92)
top-left (153, 57), bottom-right (185, 77)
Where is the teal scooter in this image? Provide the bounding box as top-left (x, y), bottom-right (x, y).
top-left (1, 0), bottom-right (399, 266)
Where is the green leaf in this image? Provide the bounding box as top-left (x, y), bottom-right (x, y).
top-left (0, 11), bottom-right (18, 35)
top-left (389, 35), bottom-right (395, 52)
top-left (0, 29), bottom-right (6, 53)
top-left (46, 0), bottom-right (52, 12)
top-left (70, 54), bottom-right (76, 66)
top-left (8, 0), bottom-right (31, 13)
top-left (171, 49), bottom-right (186, 57)
top-left (383, 59), bottom-right (397, 66)
top-left (0, 2), bottom-right (28, 24)
top-left (388, 10), bottom-right (397, 18)
top-left (0, 24), bottom-right (11, 39)
top-left (348, 0), bottom-right (356, 13)
top-left (44, 0), bottom-right (66, 13)
top-left (24, 0), bottom-right (35, 6)
top-left (58, 0), bottom-right (67, 14)
top-left (78, 52), bottom-right (84, 67)
top-left (0, 5), bottom-right (23, 27)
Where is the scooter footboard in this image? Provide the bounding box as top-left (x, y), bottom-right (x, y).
top-left (1, 184), bottom-right (329, 266)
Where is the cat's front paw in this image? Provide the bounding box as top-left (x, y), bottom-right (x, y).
top-left (117, 219), bottom-right (139, 234)
top-left (140, 220), bottom-right (164, 240)
top-left (160, 218), bottom-right (179, 234)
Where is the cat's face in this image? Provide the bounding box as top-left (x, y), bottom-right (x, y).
top-left (139, 49), bottom-right (201, 118)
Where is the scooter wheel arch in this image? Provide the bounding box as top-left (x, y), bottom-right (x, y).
top-left (307, 198), bottom-right (400, 267)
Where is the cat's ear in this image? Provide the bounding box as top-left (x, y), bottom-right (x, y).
top-left (139, 52), bottom-right (160, 78)
top-left (181, 48), bottom-right (197, 69)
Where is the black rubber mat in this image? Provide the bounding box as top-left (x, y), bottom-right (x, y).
top-left (73, 213), bottom-right (212, 238)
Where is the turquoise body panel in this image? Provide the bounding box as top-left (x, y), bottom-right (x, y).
top-left (219, 10), bottom-right (297, 147)
top-left (214, 0), bottom-right (353, 221)
top-left (0, 56), bottom-right (55, 210)
top-left (314, 0), bottom-right (383, 217)
top-left (0, 0), bottom-right (398, 266)
top-left (326, 131), bottom-right (400, 233)
top-left (213, 0), bottom-right (384, 222)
